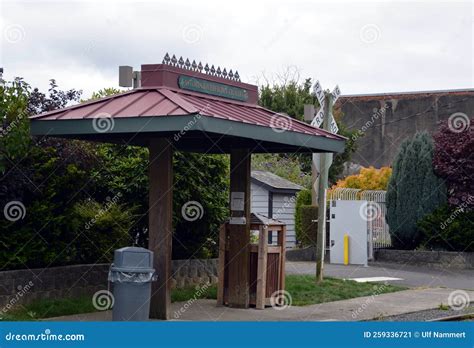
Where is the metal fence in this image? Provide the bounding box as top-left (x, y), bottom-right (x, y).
top-left (327, 188), bottom-right (392, 258)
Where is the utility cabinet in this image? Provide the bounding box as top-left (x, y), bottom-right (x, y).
top-left (329, 200), bottom-right (368, 266)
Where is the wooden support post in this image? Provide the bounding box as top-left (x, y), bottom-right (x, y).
top-left (148, 138), bottom-right (173, 320)
top-left (216, 224), bottom-right (226, 306)
top-left (255, 225), bottom-right (268, 309)
top-left (278, 225), bottom-right (287, 291)
top-left (227, 149), bottom-right (251, 308)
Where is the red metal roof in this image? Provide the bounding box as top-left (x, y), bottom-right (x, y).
top-left (31, 86), bottom-right (342, 140)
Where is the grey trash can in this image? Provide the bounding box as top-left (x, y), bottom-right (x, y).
top-left (108, 247), bottom-right (156, 321)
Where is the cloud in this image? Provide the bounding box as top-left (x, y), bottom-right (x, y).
top-left (1, 0), bottom-right (472, 98)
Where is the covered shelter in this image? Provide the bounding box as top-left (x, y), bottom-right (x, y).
top-left (30, 54), bottom-right (346, 319)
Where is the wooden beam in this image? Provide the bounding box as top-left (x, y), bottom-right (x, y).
top-left (148, 138), bottom-right (173, 320)
top-left (227, 149), bottom-right (251, 308)
top-left (278, 225), bottom-right (287, 291)
top-left (216, 224), bottom-right (226, 306)
top-left (255, 225), bottom-right (268, 309)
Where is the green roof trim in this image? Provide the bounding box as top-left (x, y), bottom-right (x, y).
top-left (30, 114), bottom-right (345, 154)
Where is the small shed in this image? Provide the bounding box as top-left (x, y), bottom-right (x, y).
top-left (251, 170), bottom-right (304, 248)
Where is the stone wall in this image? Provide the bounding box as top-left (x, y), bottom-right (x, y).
top-left (338, 90), bottom-right (474, 168)
top-left (0, 264), bottom-right (109, 312)
top-left (0, 259), bottom-right (219, 311)
top-left (374, 249), bottom-right (474, 269)
top-left (171, 258), bottom-right (218, 289)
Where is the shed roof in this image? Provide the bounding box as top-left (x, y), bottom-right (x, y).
top-left (250, 212), bottom-right (285, 226)
top-left (30, 57), bottom-right (346, 154)
top-left (251, 170), bottom-right (304, 193)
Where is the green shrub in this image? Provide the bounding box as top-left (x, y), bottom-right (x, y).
top-left (298, 205), bottom-right (318, 247)
top-left (386, 132), bottom-right (446, 249)
top-left (85, 145), bottom-right (230, 260)
top-left (68, 199), bottom-right (134, 263)
top-left (295, 189), bottom-right (312, 245)
top-left (417, 205), bottom-right (474, 252)
top-left (0, 141), bottom-right (101, 270)
top-left (0, 197), bottom-right (134, 269)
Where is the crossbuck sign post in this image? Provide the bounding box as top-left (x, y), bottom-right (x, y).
top-left (306, 81), bottom-right (341, 282)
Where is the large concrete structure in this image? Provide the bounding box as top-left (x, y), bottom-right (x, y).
top-left (337, 89), bottom-right (474, 168)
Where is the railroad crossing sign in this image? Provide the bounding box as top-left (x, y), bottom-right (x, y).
top-left (311, 109), bottom-right (324, 127)
top-left (314, 80), bottom-right (325, 110)
top-left (311, 81), bottom-right (340, 134)
top-left (330, 117), bottom-right (339, 134)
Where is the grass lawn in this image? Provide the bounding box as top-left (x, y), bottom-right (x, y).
top-left (1, 276), bottom-right (405, 320)
top-left (285, 275), bottom-right (406, 306)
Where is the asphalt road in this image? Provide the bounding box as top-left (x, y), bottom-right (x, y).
top-left (286, 261), bottom-right (474, 290)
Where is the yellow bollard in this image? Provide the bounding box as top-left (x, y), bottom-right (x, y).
top-left (343, 234), bottom-right (349, 265)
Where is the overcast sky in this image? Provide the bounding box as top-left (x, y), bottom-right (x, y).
top-left (0, 0), bottom-right (472, 98)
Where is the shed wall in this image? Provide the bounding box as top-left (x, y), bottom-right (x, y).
top-left (250, 182), bottom-right (297, 248)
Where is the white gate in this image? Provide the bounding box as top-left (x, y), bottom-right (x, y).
top-left (327, 188), bottom-right (391, 261)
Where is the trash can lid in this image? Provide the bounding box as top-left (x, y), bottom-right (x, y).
top-left (110, 266), bottom-right (155, 273)
top-left (111, 246), bottom-right (154, 271)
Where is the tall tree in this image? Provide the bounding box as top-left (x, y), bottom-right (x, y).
top-left (432, 119), bottom-right (473, 207)
top-left (386, 132), bottom-right (446, 249)
top-left (258, 76), bottom-right (357, 185)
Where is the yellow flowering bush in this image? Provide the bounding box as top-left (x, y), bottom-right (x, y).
top-left (332, 166), bottom-right (392, 191)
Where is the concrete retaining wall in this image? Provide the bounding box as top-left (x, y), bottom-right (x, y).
top-left (0, 259), bottom-right (218, 311)
top-left (285, 247), bottom-right (474, 270)
top-left (338, 90), bottom-right (474, 167)
top-left (374, 249), bottom-right (474, 269)
top-left (285, 247), bottom-right (330, 262)
top-left (286, 247), bottom-right (316, 261)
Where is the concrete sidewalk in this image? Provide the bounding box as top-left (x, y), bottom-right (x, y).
top-left (47, 288), bottom-right (474, 322)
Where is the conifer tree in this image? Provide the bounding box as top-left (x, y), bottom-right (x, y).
top-left (386, 132), bottom-right (446, 249)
